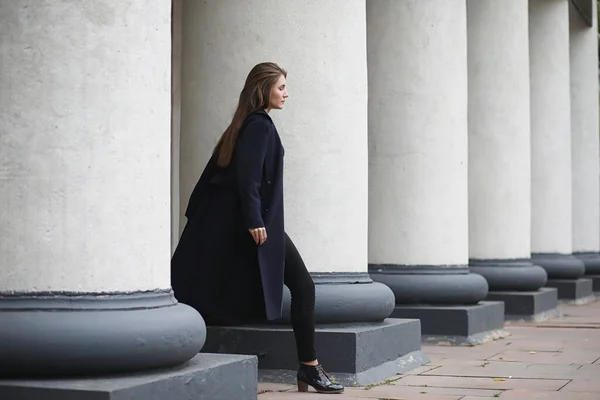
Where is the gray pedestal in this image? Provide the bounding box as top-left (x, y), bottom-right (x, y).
top-left (574, 252), bottom-right (600, 275)
top-left (202, 318), bottom-right (428, 386)
top-left (390, 301), bottom-right (506, 345)
top-left (469, 259), bottom-right (548, 291)
top-left (532, 253), bottom-right (586, 279)
top-left (0, 354), bottom-right (257, 400)
top-left (586, 275), bottom-right (600, 292)
top-left (546, 278), bottom-right (594, 300)
top-left (485, 288), bottom-right (558, 320)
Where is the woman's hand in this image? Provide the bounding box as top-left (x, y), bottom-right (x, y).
top-left (249, 227), bottom-right (267, 246)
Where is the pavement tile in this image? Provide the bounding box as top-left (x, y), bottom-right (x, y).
top-left (258, 382), bottom-right (295, 394)
top-left (486, 350), bottom-right (562, 364)
top-left (486, 338), bottom-right (564, 352)
top-left (560, 379), bottom-right (600, 393)
top-left (259, 389), bottom-right (460, 400)
top-left (500, 389), bottom-right (599, 399)
top-left (544, 350), bottom-right (600, 364)
top-left (422, 359), bottom-right (492, 368)
top-left (393, 375), bottom-right (569, 391)
top-left (400, 364), bottom-right (444, 375)
top-left (561, 364), bottom-right (600, 379)
top-left (258, 392), bottom-right (366, 399)
top-left (421, 345), bottom-right (504, 361)
top-left (338, 387), bottom-right (464, 400)
top-left (460, 397), bottom-right (502, 400)
top-left (257, 300), bottom-right (600, 400)
top-left (347, 385), bottom-right (503, 398)
top-left (421, 360), bottom-right (581, 379)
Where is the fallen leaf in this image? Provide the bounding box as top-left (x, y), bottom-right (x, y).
top-left (529, 351), bottom-right (536, 354)
top-left (493, 378), bottom-right (507, 382)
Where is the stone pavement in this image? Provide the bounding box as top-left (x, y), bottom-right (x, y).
top-left (257, 298), bottom-right (600, 399)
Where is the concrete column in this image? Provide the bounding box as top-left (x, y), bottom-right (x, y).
top-left (0, 0), bottom-right (208, 381)
top-left (466, 1), bottom-right (556, 319)
top-left (529, 0), bottom-right (591, 301)
top-left (367, 0), bottom-right (504, 344)
top-left (178, 0), bottom-right (423, 385)
top-left (0, 3), bottom-right (258, 398)
top-left (570, 0), bottom-right (600, 293)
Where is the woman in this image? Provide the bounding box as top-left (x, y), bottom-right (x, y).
top-left (171, 62), bottom-right (343, 394)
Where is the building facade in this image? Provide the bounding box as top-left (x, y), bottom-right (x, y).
top-left (1, 0), bottom-right (599, 398)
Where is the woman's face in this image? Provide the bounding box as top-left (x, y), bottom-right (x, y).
top-left (268, 75), bottom-right (289, 111)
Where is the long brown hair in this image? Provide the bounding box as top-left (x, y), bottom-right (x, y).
top-left (214, 62), bottom-right (287, 167)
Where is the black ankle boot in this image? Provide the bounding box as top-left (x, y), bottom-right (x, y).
top-left (297, 363), bottom-right (344, 394)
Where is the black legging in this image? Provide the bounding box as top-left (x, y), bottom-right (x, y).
top-left (283, 232), bottom-right (317, 363)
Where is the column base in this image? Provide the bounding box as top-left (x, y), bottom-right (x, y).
top-left (0, 290), bottom-right (206, 376)
top-left (390, 301), bottom-right (506, 345)
top-left (585, 275), bottom-right (600, 292)
top-left (369, 265), bottom-right (489, 304)
top-left (546, 278), bottom-right (594, 301)
top-left (531, 253), bottom-right (586, 279)
top-left (0, 354), bottom-right (258, 400)
top-left (469, 259), bottom-right (547, 291)
top-left (280, 273), bottom-right (395, 323)
top-left (574, 252), bottom-right (600, 275)
top-left (485, 288), bottom-right (559, 321)
top-left (202, 319), bottom-right (428, 386)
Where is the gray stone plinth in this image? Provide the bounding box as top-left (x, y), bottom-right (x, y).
top-left (0, 291), bottom-right (206, 376)
top-left (390, 301), bottom-right (506, 345)
top-left (469, 259), bottom-right (548, 291)
top-left (202, 318), bottom-right (428, 386)
top-left (574, 252), bottom-right (600, 275)
top-left (279, 273), bottom-right (395, 324)
top-left (586, 275), bottom-right (600, 292)
top-left (369, 265), bottom-right (489, 304)
top-left (531, 253), bottom-right (586, 279)
top-left (546, 278), bottom-right (594, 300)
top-left (0, 354), bottom-right (257, 400)
top-left (485, 288), bottom-right (558, 320)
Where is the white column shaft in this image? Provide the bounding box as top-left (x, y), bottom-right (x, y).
top-left (367, 0), bottom-right (469, 266)
top-left (570, 0), bottom-right (600, 253)
top-left (467, 0), bottom-right (531, 259)
top-left (529, 0), bottom-right (573, 254)
top-left (0, 0), bottom-right (172, 292)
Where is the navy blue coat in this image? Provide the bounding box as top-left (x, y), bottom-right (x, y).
top-left (171, 110), bottom-right (285, 324)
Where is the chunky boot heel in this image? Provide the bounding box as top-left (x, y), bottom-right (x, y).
top-left (297, 380), bottom-right (309, 392)
top-left (297, 363), bottom-right (344, 394)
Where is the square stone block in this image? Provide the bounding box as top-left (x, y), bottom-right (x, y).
top-left (485, 288), bottom-right (559, 320)
top-left (202, 318), bottom-right (428, 386)
top-left (546, 278), bottom-right (593, 300)
top-left (0, 353), bottom-right (257, 400)
top-left (584, 274), bottom-right (600, 292)
top-left (390, 301), bottom-right (506, 345)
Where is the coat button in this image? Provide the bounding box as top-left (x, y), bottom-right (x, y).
top-left (267, 180), bottom-right (271, 184)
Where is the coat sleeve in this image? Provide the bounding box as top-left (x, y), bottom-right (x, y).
top-left (236, 117), bottom-right (271, 229)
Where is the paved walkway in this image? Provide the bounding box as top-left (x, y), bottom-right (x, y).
top-left (258, 298), bottom-right (600, 399)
